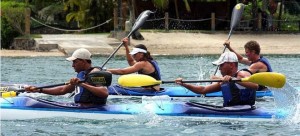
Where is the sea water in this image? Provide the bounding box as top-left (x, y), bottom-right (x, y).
top-left (1, 55), bottom-right (300, 135)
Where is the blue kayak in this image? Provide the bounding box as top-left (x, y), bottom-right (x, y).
top-left (1, 83), bottom-right (273, 97)
top-left (0, 96), bottom-right (287, 120)
top-left (108, 85), bottom-right (273, 97)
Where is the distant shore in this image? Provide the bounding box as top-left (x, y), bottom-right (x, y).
top-left (0, 49), bottom-right (65, 57)
top-left (1, 32), bottom-right (299, 57)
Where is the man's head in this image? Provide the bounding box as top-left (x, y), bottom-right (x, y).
top-left (66, 48), bottom-right (92, 73)
top-left (212, 52), bottom-right (238, 76)
top-left (66, 48), bottom-right (92, 61)
top-left (244, 40), bottom-right (261, 61)
top-left (244, 40), bottom-right (261, 55)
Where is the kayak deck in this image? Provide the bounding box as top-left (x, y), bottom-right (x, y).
top-left (0, 96), bottom-right (287, 120)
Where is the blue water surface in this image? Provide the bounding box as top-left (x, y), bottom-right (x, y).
top-left (1, 55), bottom-right (300, 135)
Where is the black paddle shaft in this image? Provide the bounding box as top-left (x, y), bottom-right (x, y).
top-left (17, 71), bottom-right (112, 93)
top-left (162, 79), bottom-right (241, 84)
top-left (17, 83), bottom-right (68, 93)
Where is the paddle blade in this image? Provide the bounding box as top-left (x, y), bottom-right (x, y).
top-left (230, 3), bottom-right (245, 30)
top-left (1, 91), bottom-right (18, 98)
top-left (118, 74), bottom-right (161, 87)
top-left (128, 10), bottom-right (154, 37)
top-left (241, 72), bottom-right (286, 88)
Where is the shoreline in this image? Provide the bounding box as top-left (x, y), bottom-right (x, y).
top-left (1, 32), bottom-right (299, 57)
top-left (1, 49), bottom-right (300, 57)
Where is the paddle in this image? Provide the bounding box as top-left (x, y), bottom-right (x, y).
top-left (213, 3), bottom-right (245, 75)
top-left (1, 71), bottom-right (112, 98)
top-left (1, 82), bottom-right (79, 98)
top-left (118, 72), bottom-right (286, 88)
top-left (0, 82), bottom-right (69, 98)
top-left (100, 10), bottom-right (154, 68)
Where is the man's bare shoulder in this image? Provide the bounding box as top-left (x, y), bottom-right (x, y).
top-left (237, 70), bottom-right (252, 78)
top-left (249, 62), bottom-right (268, 73)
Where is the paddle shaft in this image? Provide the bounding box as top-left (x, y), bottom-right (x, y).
top-left (16, 82), bottom-right (70, 93)
top-left (162, 79), bottom-right (241, 84)
top-left (213, 3), bottom-right (245, 76)
top-left (100, 10), bottom-right (153, 68)
top-left (100, 30), bottom-right (136, 68)
top-left (1, 83), bottom-right (69, 98)
top-left (213, 32), bottom-right (233, 75)
top-left (223, 29), bottom-right (233, 52)
top-left (100, 38), bottom-right (127, 68)
top-left (118, 72), bottom-right (286, 88)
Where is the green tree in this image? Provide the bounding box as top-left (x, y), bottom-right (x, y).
top-left (34, 3), bottom-right (64, 24)
top-left (63, 0), bottom-right (114, 31)
top-left (64, 0), bottom-right (94, 28)
top-left (1, 1), bottom-right (27, 35)
top-left (1, 1), bottom-right (27, 48)
top-left (88, 0), bottom-right (114, 32)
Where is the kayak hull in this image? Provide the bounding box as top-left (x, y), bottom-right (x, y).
top-left (1, 108), bottom-right (134, 120)
top-left (0, 96), bottom-right (287, 120)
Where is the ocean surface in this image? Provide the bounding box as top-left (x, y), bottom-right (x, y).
top-left (1, 55), bottom-right (300, 135)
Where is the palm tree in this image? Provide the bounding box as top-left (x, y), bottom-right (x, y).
top-left (64, 0), bottom-right (93, 28)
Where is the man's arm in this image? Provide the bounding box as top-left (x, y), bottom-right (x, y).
top-left (25, 85), bottom-right (74, 95)
top-left (249, 62), bottom-right (268, 73)
top-left (122, 37), bottom-right (136, 66)
top-left (235, 71), bottom-right (258, 90)
top-left (175, 78), bottom-right (221, 94)
top-left (107, 61), bottom-right (144, 75)
top-left (224, 40), bottom-right (251, 65)
top-left (79, 83), bottom-right (108, 98)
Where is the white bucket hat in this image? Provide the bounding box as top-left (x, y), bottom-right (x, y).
top-left (212, 51), bottom-right (238, 65)
top-left (66, 48), bottom-right (91, 61)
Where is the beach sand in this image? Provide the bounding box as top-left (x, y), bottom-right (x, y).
top-left (1, 32), bottom-right (299, 56)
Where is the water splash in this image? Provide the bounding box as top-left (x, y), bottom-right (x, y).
top-left (131, 96), bottom-right (171, 125)
top-left (196, 57), bottom-right (205, 85)
top-left (196, 57), bottom-right (213, 86)
top-left (272, 82), bottom-right (300, 123)
top-left (289, 85), bottom-right (300, 124)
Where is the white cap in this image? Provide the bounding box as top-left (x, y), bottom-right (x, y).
top-left (66, 48), bottom-right (91, 61)
top-left (212, 51), bottom-right (238, 65)
top-left (129, 48), bottom-right (147, 55)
